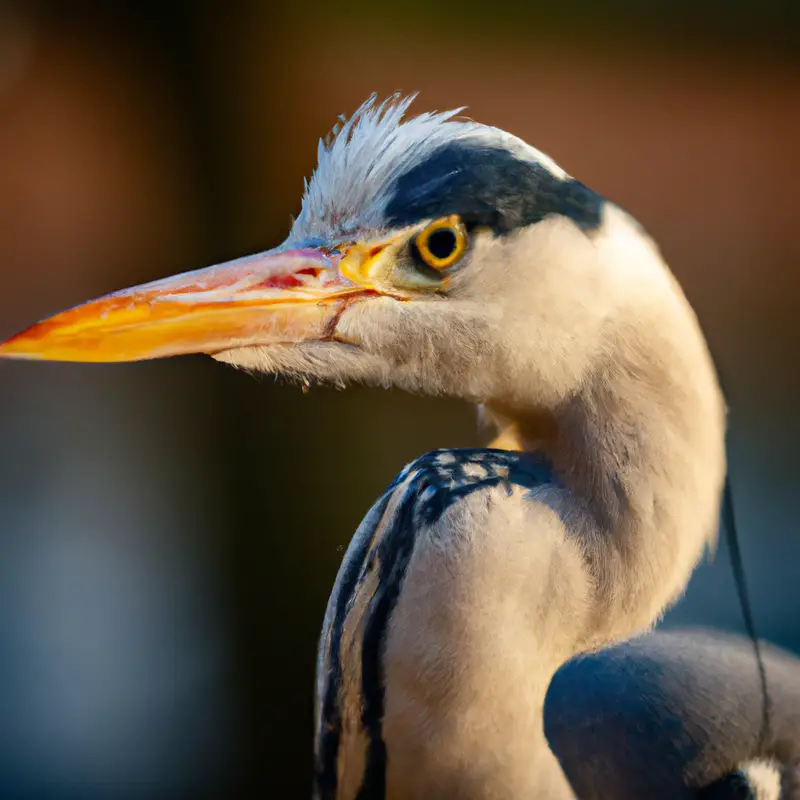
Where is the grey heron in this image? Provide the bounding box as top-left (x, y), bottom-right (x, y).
top-left (1, 94), bottom-right (798, 799)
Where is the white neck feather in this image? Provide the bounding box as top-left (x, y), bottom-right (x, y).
top-left (381, 209), bottom-right (726, 798)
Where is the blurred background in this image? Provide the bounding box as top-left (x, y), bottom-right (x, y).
top-left (0, 0), bottom-right (797, 796)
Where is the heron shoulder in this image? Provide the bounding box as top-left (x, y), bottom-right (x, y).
top-left (314, 447), bottom-right (558, 799)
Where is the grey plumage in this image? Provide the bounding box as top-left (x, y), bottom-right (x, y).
top-left (546, 628), bottom-right (800, 799)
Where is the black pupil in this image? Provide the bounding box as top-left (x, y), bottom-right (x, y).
top-left (426, 228), bottom-right (458, 261)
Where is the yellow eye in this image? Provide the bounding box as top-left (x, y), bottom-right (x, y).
top-left (412, 215), bottom-right (468, 270)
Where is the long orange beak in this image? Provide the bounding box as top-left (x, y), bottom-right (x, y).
top-left (0, 246), bottom-right (377, 363)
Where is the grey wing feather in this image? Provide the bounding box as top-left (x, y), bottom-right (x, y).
top-left (544, 628), bottom-right (800, 799)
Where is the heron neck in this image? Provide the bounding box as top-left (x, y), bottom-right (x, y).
top-left (485, 311), bottom-right (726, 646)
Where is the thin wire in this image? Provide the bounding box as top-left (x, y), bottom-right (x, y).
top-left (722, 473), bottom-right (771, 751)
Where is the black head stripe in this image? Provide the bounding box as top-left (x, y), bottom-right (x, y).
top-left (385, 139), bottom-right (604, 234)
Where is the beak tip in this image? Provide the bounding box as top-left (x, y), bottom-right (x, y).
top-left (0, 331), bottom-right (50, 361)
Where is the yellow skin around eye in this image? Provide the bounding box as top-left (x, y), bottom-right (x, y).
top-left (335, 216), bottom-right (468, 296)
top-left (415, 215), bottom-right (468, 270)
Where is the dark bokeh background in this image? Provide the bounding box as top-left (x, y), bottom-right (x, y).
top-left (0, 1), bottom-right (797, 796)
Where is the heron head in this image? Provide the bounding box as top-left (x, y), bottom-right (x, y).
top-left (0, 94), bottom-right (658, 411)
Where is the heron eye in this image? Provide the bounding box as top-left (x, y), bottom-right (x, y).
top-left (412, 216), bottom-right (468, 270)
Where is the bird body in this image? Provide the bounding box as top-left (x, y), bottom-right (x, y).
top-left (546, 628), bottom-right (800, 799)
top-left (1, 94), bottom-right (796, 798)
top-left (316, 449), bottom-right (579, 798)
